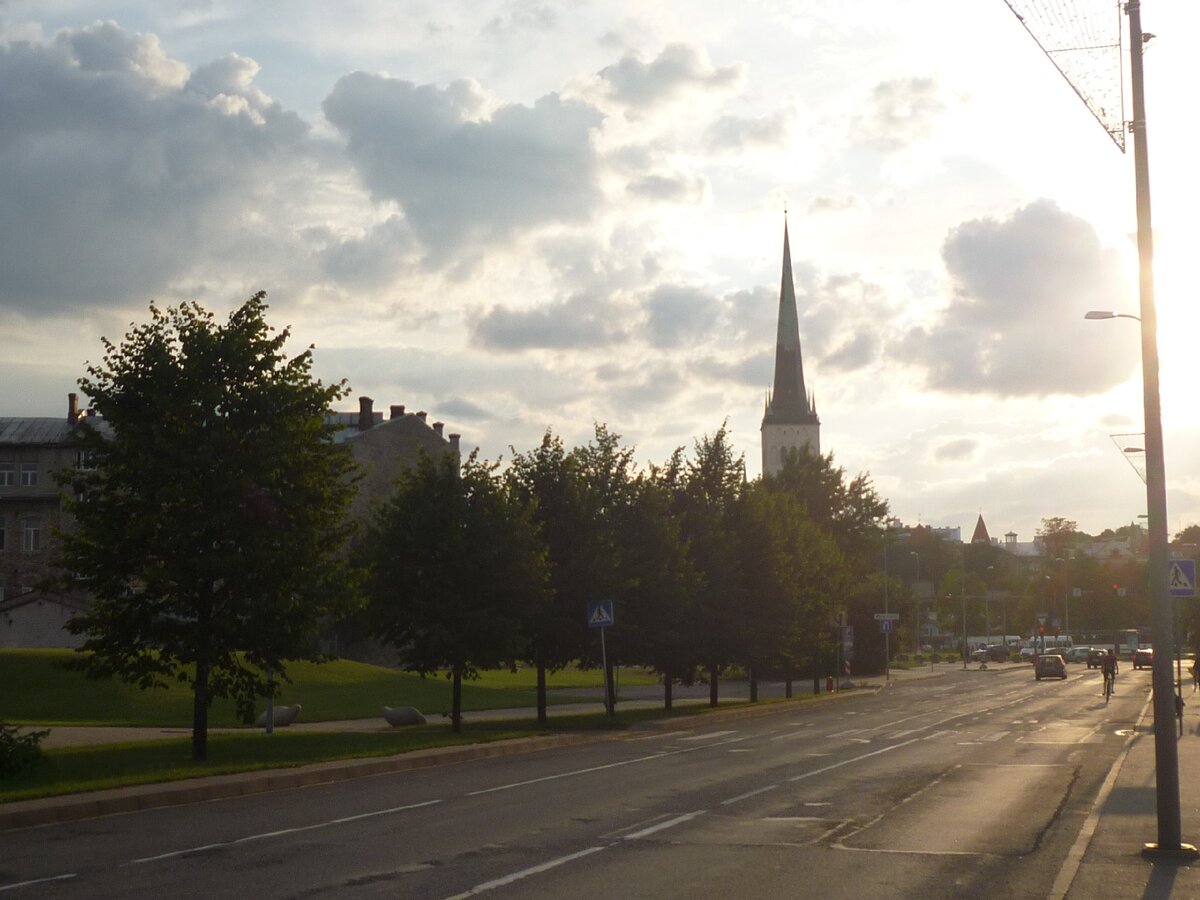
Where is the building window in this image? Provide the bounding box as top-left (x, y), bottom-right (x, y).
top-left (21, 464), bottom-right (38, 487)
top-left (22, 518), bottom-right (40, 552)
top-left (0, 463), bottom-right (14, 486)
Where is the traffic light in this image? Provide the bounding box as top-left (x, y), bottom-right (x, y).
top-left (1038, 625), bottom-right (1045, 635)
top-left (1112, 583), bottom-right (1120, 596)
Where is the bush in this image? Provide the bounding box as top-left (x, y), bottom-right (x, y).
top-left (929, 653), bottom-right (942, 663)
top-left (0, 723), bottom-right (49, 778)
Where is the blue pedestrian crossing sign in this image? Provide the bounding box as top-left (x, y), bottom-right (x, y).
top-left (587, 600), bottom-right (615, 628)
top-left (1169, 560), bottom-right (1196, 598)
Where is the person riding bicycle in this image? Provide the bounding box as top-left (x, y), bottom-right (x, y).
top-left (1102, 649), bottom-right (1119, 695)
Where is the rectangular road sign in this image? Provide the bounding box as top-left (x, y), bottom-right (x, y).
top-left (873, 612), bottom-right (900, 621)
top-left (587, 599), bottom-right (615, 628)
top-left (881, 619), bottom-right (894, 633)
top-left (1169, 560), bottom-right (1196, 598)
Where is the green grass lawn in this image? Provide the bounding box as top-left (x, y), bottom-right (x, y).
top-left (0, 649), bottom-right (661, 728)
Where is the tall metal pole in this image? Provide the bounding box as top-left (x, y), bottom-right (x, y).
top-left (1126, 0), bottom-right (1194, 859)
top-left (883, 536), bottom-right (891, 682)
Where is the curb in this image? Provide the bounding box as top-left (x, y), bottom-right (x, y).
top-left (0, 685), bottom-right (880, 831)
top-left (0, 731), bottom-right (617, 831)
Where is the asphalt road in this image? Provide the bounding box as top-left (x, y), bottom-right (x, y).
top-left (2, 664), bottom-right (1147, 899)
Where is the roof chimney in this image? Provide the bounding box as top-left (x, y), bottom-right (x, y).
top-left (416, 411), bottom-right (427, 423)
top-left (390, 405), bottom-right (406, 420)
top-left (68, 392), bottom-right (78, 423)
top-left (449, 433), bottom-right (461, 454)
top-left (358, 396), bottom-right (374, 431)
top-left (433, 421), bottom-right (444, 437)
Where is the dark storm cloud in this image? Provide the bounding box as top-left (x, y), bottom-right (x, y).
top-left (597, 43), bottom-right (744, 111)
top-left (473, 291), bottom-right (629, 351)
top-left (0, 22), bottom-right (312, 314)
top-left (895, 199), bottom-right (1137, 396)
top-left (323, 72), bottom-right (604, 264)
top-left (850, 76), bottom-right (945, 151)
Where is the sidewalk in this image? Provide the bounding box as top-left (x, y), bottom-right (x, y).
top-left (1059, 688), bottom-right (1200, 898)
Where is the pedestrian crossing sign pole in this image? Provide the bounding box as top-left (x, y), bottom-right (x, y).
top-left (587, 601), bottom-right (615, 716)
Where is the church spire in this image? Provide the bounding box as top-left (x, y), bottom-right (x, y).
top-left (762, 216), bottom-right (818, 428)
top-left (761, 215), bottom-right (820, 476)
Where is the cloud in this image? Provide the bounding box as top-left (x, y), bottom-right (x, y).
top-left (482, 3), bottom-right (558, 36)
top-left (644, 284), bottom-right (722, 349)
top-left (597, 43), bottom-right (745, 112)
top-left (625, 171), bottom-right (708, 203)
top-left (322, 72), bottom-right (604, 265)
top-left (704, 107), bottom-right (794, 153)
top-left (894, 199), bottom-right (1138, 396)
top-left (934, 437), bottom-right (979, 462)
top-left (0, 21), bottom-right (314, 315)
top-left (850, 76), bottom-right (945, 151)
top-left (473, 291), bottom-right (630, 351)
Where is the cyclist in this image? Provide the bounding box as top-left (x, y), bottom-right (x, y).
top-left (1102, 649), bottom-right (1119, 698)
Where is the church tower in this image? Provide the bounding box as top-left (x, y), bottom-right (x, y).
top-left (762, 216), bottom-right (820, 477)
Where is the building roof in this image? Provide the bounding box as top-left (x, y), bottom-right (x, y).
top-left (0, 418), bottom-right (75, 445)
top-left (971, 514), bottom-right (991, 545)
top-left (762, 218), bottom-right (819, 428)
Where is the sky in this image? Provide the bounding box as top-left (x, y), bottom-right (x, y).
top-left (1, 0), bottom-right (1197, 544)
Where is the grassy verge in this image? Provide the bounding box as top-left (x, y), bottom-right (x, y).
top-left (0, 650), bottom-right (661, 727)
top-left (0, 701), bottom-right (801, 804)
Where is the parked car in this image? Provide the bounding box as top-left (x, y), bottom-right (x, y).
top-left (1063, 646), bottom-right (1092, 664)
top-left (1019, 645), bottom-right (1039, 660)
top-left (1086, 649), bottom-right (1108, 669)
top-left (1133, 648), bottom-right (1154, 670)
top-left (970, 644), bottom-right (1010, 663)
top-left (1034, 653), bottom-right (1068, 680)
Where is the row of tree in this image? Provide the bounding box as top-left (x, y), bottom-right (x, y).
top-left (57, 297), bottom-right (889, 759)
top-left (360, 422), bottom-right (888, 731)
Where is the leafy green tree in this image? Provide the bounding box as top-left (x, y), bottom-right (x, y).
top-left (59, 295), bottom-right (356, 760)
top-left (365, 452), bottom-right (548, 731)
top-left (616, 462), bottom-right (698, 708)
top-left (675, 423), bottom-right (748, 706)
top-left (507, 431), bottom-right (591, 722)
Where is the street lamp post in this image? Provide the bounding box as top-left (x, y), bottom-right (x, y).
top-left (911, 551), bottom-right (921, 656)
top-left (1082, 0), bottom-right (1192, 857)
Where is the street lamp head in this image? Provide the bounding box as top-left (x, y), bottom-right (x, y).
top-left (1084, 310), bottom-right (1116, 319)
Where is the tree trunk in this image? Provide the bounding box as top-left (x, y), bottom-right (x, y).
top-left (785, 662), bottom-right (793, 699)
top-left (663, 669), bottom-right (673, 710)
top-left (813, 674), bottom-right (821, 695)
top-left (709, 662), bottom-right (719, 707)
top-left (536, 660), bottom-right (548, 724)
top-left (192, 594), bottom-right (213, 761)
top-left (749, 663), bottom-right (758, 703)
top-left (451, 666), bottom-right (463, 732)
top-left (604, 658), bottom-right (616, 716)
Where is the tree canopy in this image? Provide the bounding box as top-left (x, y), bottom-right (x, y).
top-left (59, 294), bottom-right (357, 760)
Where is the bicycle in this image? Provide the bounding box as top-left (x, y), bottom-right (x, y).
top-left (1103, 671), bottom-right (1114, 703)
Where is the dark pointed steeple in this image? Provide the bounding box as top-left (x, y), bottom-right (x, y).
top-left (971, 514), bottom-right (991, 545)
top-left (762, 217), bottom-right (818, 428)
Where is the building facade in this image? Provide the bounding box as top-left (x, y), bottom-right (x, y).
top-left (0, 394), bottom-right (92, 647)
top-left (761, 217), bottom-right (820, 476)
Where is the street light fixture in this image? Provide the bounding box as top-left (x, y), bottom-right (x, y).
top-left (1084, 310), bottom-right (1140, 321)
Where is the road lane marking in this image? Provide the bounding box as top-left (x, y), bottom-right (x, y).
top-left (788, 739), bottom-right (921, 782)
top-left (467, 737), bottom-right (746, 796)
top-left (0, 874), bottom-right (78, 892)
top-left (127, 799), bottom-right (443, 865)
top-left (720, 785), bottom-right (779, 806)
top-left (623, 810), bottom-right (706, 840)
top-left (677, 730), bottom-right (736, 741)
top-left (442, 845), bottom-right (606, 899)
